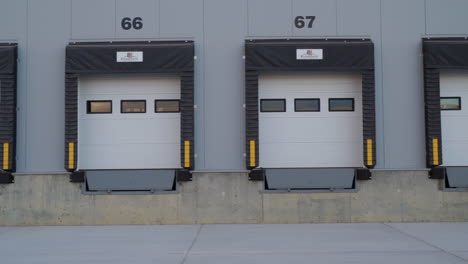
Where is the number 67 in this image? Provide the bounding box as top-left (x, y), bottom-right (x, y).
top-left (294, 16), bottom-right (315, 28)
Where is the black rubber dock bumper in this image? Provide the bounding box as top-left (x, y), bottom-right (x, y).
top-left (0, 171), bottom-right (14, 184)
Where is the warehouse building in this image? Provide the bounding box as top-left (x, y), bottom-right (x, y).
top-left (0, 0), bottom-right (467, 225)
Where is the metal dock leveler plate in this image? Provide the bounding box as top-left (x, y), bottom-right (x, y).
top-left (444, 167), bottom-right (468, 189)
top-left (423, 38), bottom-right (468, 189)
top-left (85, 170), bottom-right (176, 192)
top-left (265, 168), bottom-right (356, 190)
top-left (0, 44), bottom-right (17, 183)
top-left (64, 41), bottom-right (194, 189)
top-left (245, 39), bottom-right (375, 189)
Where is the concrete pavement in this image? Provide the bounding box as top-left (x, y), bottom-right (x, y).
top-left (0, 223), bottom-right (467, 263)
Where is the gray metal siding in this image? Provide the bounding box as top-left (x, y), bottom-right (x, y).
top-left (248, 0), bottom-right (291, 37)
top-left (337, 0), bottom-right (380, 36)
top-left (292, 0), bottom-right (337, 36)
top-left (0, 0), bottom-right (27, 172)
top-left (381, 0), bottom-right (426, 168)
top-left (204, 0), bottom-right (247, 170)
top-left (71, 0), bottom-right (115, 39)
top-left (426, 0), bottom-right (468, 35)
top-left (0, 1), bottom-right (25, 41)
top-left (0, 0), bottom-right (466, 172)
top-left (159, 0), bottom-right (203, 38)
top-left (115, 0), bottom-right (159, 39)
top-left (25, 0), bottom-right (70, 172)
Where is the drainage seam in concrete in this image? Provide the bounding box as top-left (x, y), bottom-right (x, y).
top-left (180, 224), bottom-right (204, 264)
top-left (382, 223), bottom-right (468, 263)
top-left (184, 249), bottom-right (453, 256)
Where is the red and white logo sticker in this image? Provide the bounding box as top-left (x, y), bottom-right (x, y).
top-left (296, 49), bottom-right (323, 60)
top-left (116, 51), bottom-right (143, 62)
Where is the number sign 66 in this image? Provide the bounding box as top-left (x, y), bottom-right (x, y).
top-left (121, 17), bottom-right (143, 30)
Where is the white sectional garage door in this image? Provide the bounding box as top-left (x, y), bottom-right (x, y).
top-left (440, 71), bottom-right (468, 166)
top-left (78, 74), bottom-right (181, 170)
top-left (258, 73), bottom-right (363, 168)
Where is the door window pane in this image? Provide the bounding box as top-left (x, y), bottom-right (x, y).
top-left (155, 100), bottom-right (180, 113)
top-left (87, 100), bottom-right (112, 114)
top-left (440, 97), bottom-right (461, 110)
top-left (329, 98), bottom-right (354, 112)
top-left (121, 100), bottom-right (146, 113)
top-left (295, 98), bottom-right (320, 112)
top-left (260, 99), bottom-right (286, 112)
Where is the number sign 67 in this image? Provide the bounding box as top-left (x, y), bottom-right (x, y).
top-left (294, 16), bottom-right (316, 28)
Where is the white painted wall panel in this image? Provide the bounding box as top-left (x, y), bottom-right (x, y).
top-left (78, 75), bottom-right (181, 170)
top-left (440, 71), bottom-right (468, 166)
top-left (259, 73), bottom-right (363, 168)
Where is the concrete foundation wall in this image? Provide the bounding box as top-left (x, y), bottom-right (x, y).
top-left (0, 171), bottom-right (467, 226)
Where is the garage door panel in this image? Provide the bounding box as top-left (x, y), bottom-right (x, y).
top-left (80, 111), bottom-right (181, 120)
top-left (442, 117), bottom-right (468, 139)
top-left (80, 115), bottom-right (180, 123)
top-left (79, 143), bottom-right (180, 169)
top-left (259, 77), bottom-right (360, 94)
top-left (80, 90), bottom-right (180, 97)
top-left (259, 73), bottom-right (361, 84)
top-left (78, 75), bottom-right (181, 170)
top-left (260, 142), bottom-right (363, 168)
top-left (80, 76), bottom-right (180, 95)
top-left (440, 72), bottom-right (468, 166)
top-left (260, 118), bottom-right (361, 142)
top-left (80, 129), bottom-right (179, 145)
top-left (441, 142), bottom-right (468, 166)
top-left (259, 73), bottom-right (363, 168)
top-left (262, 90), bottom-right (360, 98)
top-left (79, 117), bottom-right (180, 143)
